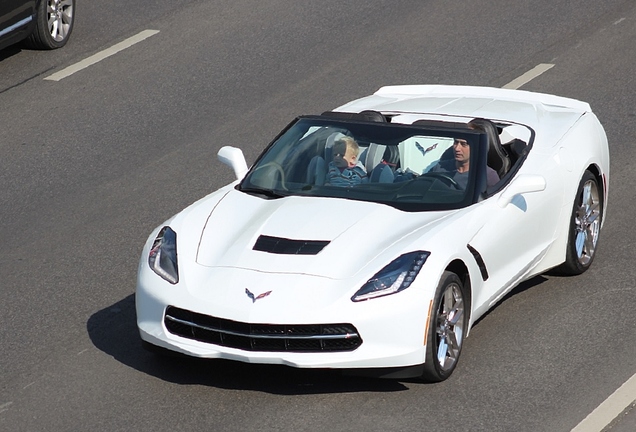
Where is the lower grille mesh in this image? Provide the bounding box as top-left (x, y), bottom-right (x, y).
top-left (164, 306), bottom-right (362, 352)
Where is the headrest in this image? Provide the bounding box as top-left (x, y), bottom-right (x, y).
top-left (324, 132), bottom-right (346, 161)
top-left (321, 110), bottom-right (386, 123)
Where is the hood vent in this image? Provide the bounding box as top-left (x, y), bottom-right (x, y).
top-left (253, 235), bottom-right (329, 255)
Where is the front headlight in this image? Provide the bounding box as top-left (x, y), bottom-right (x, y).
top-left (148, 226), bottom-right (179, 284)
top-left (352, 251), bottom-right (429, 302)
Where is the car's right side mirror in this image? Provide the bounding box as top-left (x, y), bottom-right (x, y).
top-left (497, 174), bottom-right (546, 208)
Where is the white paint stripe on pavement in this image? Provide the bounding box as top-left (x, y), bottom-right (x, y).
top-left (502, 63), bottom-right (554, 89)
top-left (0, 401), bottom-right (12, 414)
top-left (44, 29), bottom-right (160, 81)
top-left (571, 373), bottom-right (636, 432)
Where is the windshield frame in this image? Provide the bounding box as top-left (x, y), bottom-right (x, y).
top-left (238, 115), bottom-right (490, 212)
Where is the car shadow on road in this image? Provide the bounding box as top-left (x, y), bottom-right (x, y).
top-left (471, 274), bottom-right (549, 328)
top-left (0, 45), bottom-right (21, 62)
top-left (87, 294), bottom-right (409, 394)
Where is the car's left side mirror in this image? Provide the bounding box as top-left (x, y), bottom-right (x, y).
top-left (218, 146), bottom-right (249, 180)
top-left (497, 174), bottom-right (546, 208)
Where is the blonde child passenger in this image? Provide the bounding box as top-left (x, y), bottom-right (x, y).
top-left (326, 137), bottom-right (367, 186)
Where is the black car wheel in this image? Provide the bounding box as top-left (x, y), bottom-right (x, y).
top-left (421, 271), bottom-right (467, 382)
top-left (24, 0), bottom-right (75, 50)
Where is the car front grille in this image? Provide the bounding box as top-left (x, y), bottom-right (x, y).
top-left (164, 306), bottom-right (362, 352)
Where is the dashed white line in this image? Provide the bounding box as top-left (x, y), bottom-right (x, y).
top-left (44, 29), bottom-right (160, 81)
top-left (571, 373), bottom-right (636, 432)
top-left (502, 63), bottom-right (555, 89)
top-left (0, 401), bottom-right (13, 414)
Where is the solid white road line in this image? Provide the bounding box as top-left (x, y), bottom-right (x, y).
top-left (44, 29), bottom-right (160, 81)
top-left (571, 373), bottom-right (636, 432)
top-left (502, 63), bottom-right (555, 89)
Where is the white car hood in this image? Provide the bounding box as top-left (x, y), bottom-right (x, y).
top-left (196, 190), bottom-right (452, 279)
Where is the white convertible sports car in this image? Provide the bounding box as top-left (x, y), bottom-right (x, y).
top-left (136, 85), bottom-right (609, 382)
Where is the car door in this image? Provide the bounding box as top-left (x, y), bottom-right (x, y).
top-left (465, 159), bottom-right (565, 312)
top-left (0, 0), bottom-right (34, 45)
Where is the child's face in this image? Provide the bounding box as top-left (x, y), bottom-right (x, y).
top-left (343, 146), bottom-right (358, 168)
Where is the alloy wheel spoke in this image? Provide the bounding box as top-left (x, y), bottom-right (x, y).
top-left (584, 231), bottom-right (596, 255)
top-left (63, 11), bottom-right (72, 24)
top-left (437, 337), bottom-right (449, 366)
top-left (448, 305), bottom-right (464, 327)
top-left (443, 288), bottom-right (455, 311)
top-left (586, 203), bottom-right (600, 224)
top-left (446, 330), bottom-right (460, 355)
top-left (582, 183), bottom-right (592, 206)
top-left (59, 22), bottom-right (68, 38)
top-left (575, 231), bottom-right (586, 257)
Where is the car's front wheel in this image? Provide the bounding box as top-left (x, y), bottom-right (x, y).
top-left (421, 271), bottom-right (467, 382)
top-left (24, 0), bottom-right (75, 50)
top-left (554, 170), bottom-right (603, 275)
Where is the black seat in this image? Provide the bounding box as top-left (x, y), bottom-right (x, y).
top-left (306, 131), bottom-right (345, 185)
top-left (468, 118), bottom-right (511, 178)
top-left (367, 145), bottom-right (400, 183)
top-left (320, 110), bottom-right (386, 123)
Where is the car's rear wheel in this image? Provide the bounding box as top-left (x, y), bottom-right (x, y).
top-left (24, 0), bottom-right (75, 50)
top-left (421, 271), bottom-right (467, 382)
top-left (554, 170), bottom-right (603, 275)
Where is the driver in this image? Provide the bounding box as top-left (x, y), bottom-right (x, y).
top-left (428, 134), bottom-right (499, 189)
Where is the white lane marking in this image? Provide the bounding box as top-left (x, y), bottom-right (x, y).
top-left (571, 373), bottom-right (636, 432)
top-left (614, 17), bottom-right (626, 25)
top-left (502, 63), bottom-right (555, 89)
top-left (0, 401), bottom-right (13, 414)
top-left (44, 29), bottom-right (160, 81)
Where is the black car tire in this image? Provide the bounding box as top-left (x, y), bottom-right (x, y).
top-left (421, 271), bottom-right (467, 382)
top-left (24, 0), bottom-right (75, 50)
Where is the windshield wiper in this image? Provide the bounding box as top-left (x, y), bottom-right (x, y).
top-left (239, 186), bottom-right (286, 199)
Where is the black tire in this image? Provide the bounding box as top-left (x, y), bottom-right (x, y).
top-left (24, 0), bottom-right (75, 50)
top-left (553, 170), bottom-right (603, 275)
top-left (420, 271), bottom-right (468, 382)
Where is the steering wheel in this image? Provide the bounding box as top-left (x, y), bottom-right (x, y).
top-left (421, 172), bottom-right (461, 189)
top-left (251, 162), bottom-right (287, 190)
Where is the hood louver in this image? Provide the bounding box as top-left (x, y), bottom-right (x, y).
top-left (253, 235), bottom-right (329, 255)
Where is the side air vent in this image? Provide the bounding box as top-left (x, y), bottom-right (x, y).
top-left (253, 235), bottom-right (329, 255)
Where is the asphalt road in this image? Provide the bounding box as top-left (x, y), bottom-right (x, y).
top-left (1, 1), bottom-right (635, 431)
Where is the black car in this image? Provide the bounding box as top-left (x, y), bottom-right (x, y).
top-left (0, 0), bottom-right (75, 51)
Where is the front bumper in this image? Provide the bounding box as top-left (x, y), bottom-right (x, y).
top-left (136, 258), bottom-right (436, 370)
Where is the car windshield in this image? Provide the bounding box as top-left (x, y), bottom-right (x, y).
top-left (239, 116), bottom-right (487, 211)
